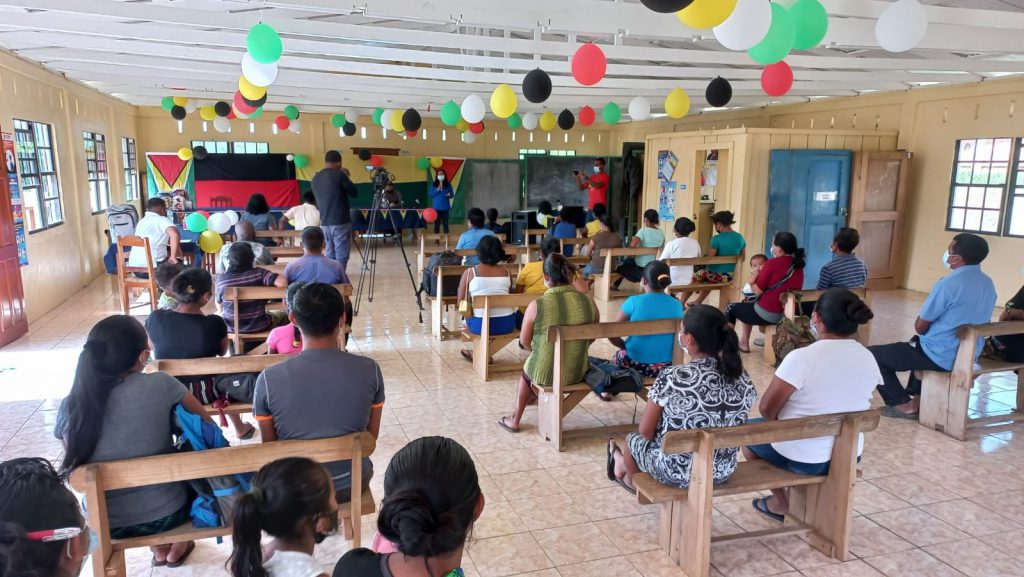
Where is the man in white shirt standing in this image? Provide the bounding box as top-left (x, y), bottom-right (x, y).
top-left (128, 197), bottom-right (180, 271)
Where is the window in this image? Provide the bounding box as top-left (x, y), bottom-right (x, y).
top-left (947, 138), bottom-right (1012, 234)
top-left (518, 149), bottom-right (577, 160)
top-left (189, 140), bottom-right (268, 154)
top-left (122, 137), bottom-right (139, 201)
top-left (14, 119), bottom-right (62, 231)
top-left (83, 132), bottom-right (110, 213)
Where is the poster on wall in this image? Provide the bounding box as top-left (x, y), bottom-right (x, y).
top-left (146, 153), bottom-right (195, 217)
top-left (657, 150), bottom-right (679, 182)
top-left (659, 181), bottom-right (677, 222)
top-left (2, 132), bottom-right (28, 266)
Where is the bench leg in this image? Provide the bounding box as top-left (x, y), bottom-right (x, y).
top-left (944, 373), bottom-right (972, 441)
top-left (919, 372), bottom-right (957, 438)
top-left (678, 434), bottom-right (715, 577)
top-left (430, 300), bottom-right (442, 339)
top-left (762, 325), bottom-right (777, 367)
top-left (96, 550), bottom-right (126, 577)
top-left (472, 337), bottom-right (489, 381)
top-left (1016, 370), bottom-right (1024, 413)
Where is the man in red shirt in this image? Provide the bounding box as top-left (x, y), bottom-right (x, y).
top-left (575, 157), bottom-right (609, 221)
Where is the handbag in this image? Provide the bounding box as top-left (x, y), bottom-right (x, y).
top-left (458, 266), bottom-right (476, 318)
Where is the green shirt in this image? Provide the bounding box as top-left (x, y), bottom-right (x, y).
top-left (634, 227), bottom-right (666, 268)
top-left (708, 231), bottom-right (746, 274)
top-left (523, 286), bottom-right (598, 387)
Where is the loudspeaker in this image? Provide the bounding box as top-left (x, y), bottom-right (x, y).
top-left (510, 211), bottom-right (537, 245)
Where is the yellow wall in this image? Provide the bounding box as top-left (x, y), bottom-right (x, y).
top-left (0, 49), bottom-right (139, 322)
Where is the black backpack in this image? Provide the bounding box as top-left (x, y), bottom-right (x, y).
top-left (420, 250), bottom-right (462, 297)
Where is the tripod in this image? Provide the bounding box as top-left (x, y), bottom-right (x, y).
top-left (353, 178), bottom-right (424, 323)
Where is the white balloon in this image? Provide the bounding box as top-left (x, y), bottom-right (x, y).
top-left (224, 210), bottom-right (240, 226)
top-left (522, 112), bottom-right (539, 131)
top-left (184, 99), bottom-right (198, 113)
top-left (713, 0), bottom-right (773, 51)
top-left (463, 131), bottom-right (477, 144)
top-left (213, 116), bottom-right (231, 133)
top-left (461, 95), bottom-right (486, 124)
top-left (344, 109), bottom-right (360, 124)
top-left (875, 0), bottom-right (928, 53)
top-left (208, 213), bottom-right (231, 234)
top-left (286, 154), bottom-right (295, 161)
top-left (288, 118), bottom-right (302, 133)
top-left (241, 52), bottom-right (279, 87)
top-left (629, 96), bottom-right (651, 121)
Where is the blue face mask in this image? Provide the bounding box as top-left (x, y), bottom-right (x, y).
top-left (86, 527), bottom-right (98, 556)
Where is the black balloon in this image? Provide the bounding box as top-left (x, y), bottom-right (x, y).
top-left (214, 101), bottom-right (231, 117)
top-left (705, 76), bottom-right (733, 108)
top-left (170, 105), bottom-right (187, 120)
top-left (402, 108), bottom-right (422, 132)
top-left (192, 145), bottom-right (208, 160)
top-left (523, 68), bottom-right (552, 104)
top-left (358, 149), bottom-right (372, 161)
top-left (640, 0), bottom-right (694, 13)
top-left (558, 109), bottom-right (575, 130)
top-left (242, 92), bottom-right (267, 108)
top-left (342, 123), bottom-right (357, 136)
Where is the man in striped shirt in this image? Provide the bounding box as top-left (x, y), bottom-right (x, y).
top-left (802, 228), bottom-right (869, 316)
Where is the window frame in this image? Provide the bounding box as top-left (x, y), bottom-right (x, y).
top-left (122, 137), bottom-right (139, 202)
top-left (83, 131), bottom-right (110, 214)
top-left (14, 119), bottom-right (63, 233)
top-left (190, 140), bottom-right (269, 154)
top-left (945, 137), bottom-right (1018, 237)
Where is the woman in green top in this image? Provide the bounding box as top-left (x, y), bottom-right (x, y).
top-left (685, 211), bottom-right (746, 307)
top-left (499, 254), bottom-right (598, 433)
top-left (612, 209), bottom-right (666, 290)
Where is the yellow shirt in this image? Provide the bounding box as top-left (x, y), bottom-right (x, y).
top-left (585, 220), bottom-right (602, 238)
top-left (516, 261), bottom-right (546, 295)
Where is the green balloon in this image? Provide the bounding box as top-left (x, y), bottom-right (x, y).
top-left (184, 212), bottom-right (208, 233)
top-left (330, 113), bottom-right (347, 128)
top-left (440, 100), bottom-right (462, 126)
top-left (789, 0), bottom-right (828, 51)
top-left (602, 101), bottom-right (622, 125)
top-left (748, 3), bottom-right (795, 65)
top-left (161, 96), bottom-right (175, 111)
top-left (247, 23), bottom-right (283, 64)
top-left (249, 107), bottom-right (264, 119)
top-left (372, 107), bottom-right (385, 126)
top-left (507, 113), bottom-right (523, 130)
top-left (284, 105), bottom-right (300, 120)
top-left (416, 157), bottom-right (431, 170)
top-left (294, 154), bottom-right (309, 168)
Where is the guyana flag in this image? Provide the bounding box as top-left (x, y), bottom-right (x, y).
top-left (194, 153), bottom-right (298, 209)
top-left (146, 153), bottom-right (194, 206)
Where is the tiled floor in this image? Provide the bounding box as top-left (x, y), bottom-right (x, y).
top-left (2, 247), bottom-right (1022, 577)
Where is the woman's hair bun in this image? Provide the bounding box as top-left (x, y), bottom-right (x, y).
top-left (378, 488), bottom-right (440, 557)
top-left (657, 274), bottom-right (672, 289)
top-left (846, 299), bottom-right (874, 326)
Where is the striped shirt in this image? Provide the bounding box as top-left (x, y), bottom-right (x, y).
top-left (817, 254), bottom-right (868, 290)
top-left (215, 267), bottom-right (280, 333)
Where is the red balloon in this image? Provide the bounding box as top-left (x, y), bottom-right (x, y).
top-left (423, 208), bottom-right (438, 223)
top-left (406, 130), bottom-right (417, 137)
top-left (370, 155), bottom-right (383, 167)
top-left (572, 43), bottom-right (607, 86)
top-left (469, 122), bottom-right (485, 134)
top-left (275, 116), bottom-right (290, 130)
top-left (198, 211), bottom-right (211, 219)
top-left (234, 91), bottom-right (257, 115)
top-left (579, 105), bottom-right (596, 126)
top-left (761, 61), bottom-right (794, 97)
top-left (226, 110), bottom-right (237, 120)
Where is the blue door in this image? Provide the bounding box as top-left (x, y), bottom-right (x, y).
top-left (766, 150), bottom-right (852, 289)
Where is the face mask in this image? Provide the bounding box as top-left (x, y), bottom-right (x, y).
top-left (770, 246), bottom-right (783, 258)
top-left (810, 320), bottom-right (820, 339)
top-left (942, 250), bottom-right (952, 270)
top-left (438, 174), bottom-right (446, 182)
top-left (593, 166), bottom-right (601, 174)
top-left (86, 528), bottom-right (98, 556)
top-left (677, 334), bottom-right (688, 355)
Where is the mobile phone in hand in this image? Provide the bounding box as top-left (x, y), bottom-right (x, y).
top-left (572, 170), bottom-right (579, 176)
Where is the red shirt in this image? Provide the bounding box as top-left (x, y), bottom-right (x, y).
top-left (587, 172), bottom-right (609, 208)
top-left (754, 255), bottom-right (804, 314)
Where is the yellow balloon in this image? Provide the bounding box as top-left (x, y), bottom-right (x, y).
top-left (676, 0), bottom-right (737, 30)
top-left (177, 147), bottom-right (193, 161)
top-left (539, 111), bottom-right (556, 132)
top-left (238, 76), bottom-right (267, 101)
top-left (489, 84), bottom-right (518, 119)
top-left (456, 119), bottom-right (469, 133)
top-left (198, 230), bottom-right (224, 253)
top-left (665, 88), bottom-right (691, 119)
top-left (429, 157), bottom-right (443, 169)
top-left (172, 96), bottom-right (189, 107)
top-left (389, 109), bottom-right (404, 132)
top-left (199, 106), bottom-right (217, 121)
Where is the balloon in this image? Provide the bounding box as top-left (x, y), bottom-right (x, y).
top-left (359, 149), bottom-right (372, 161)
top-left (463, 131), bottom-right (477, 144)
top-left (172, 96), bottom-right (188, 107)
top-left (275, 116), bottom-right (290, 130)
top-left (522, 112), bottom-right (539, 130)
top-left (214, 101), bottom-right (231, 117)
top-left (226, 110), bottom-right (237, 120)
top-left (213, 116), bottom-right (231, 133)
top-left (423, 208), bottom-right (438, 223)
top-left (578, 106), bottom-right (596, 126)
top-left (713, 0), bottom-right (772, 51)
top-left (288, 118), bottom-right (302, 133)
top-left (761, 61), bottom-right (794, 97)
top-left (293, 154), bottom-right (309, 168)
top-left (184, 212), bottom-right (208, 233)
top-left (665, 88), bottom-right (691, 119)
top-left (629, 96), bottom-right (651, 121)
top-left (198, 210), bottom-right (211, 219)
top-left (207, 213), bottom-right (231, 235)
top-left (170, 106), bottom-right (187, 121)
top-left (523, 68), bottom-right (552, 104)
top-left (249, 107), bottom-right (264, 119)
top-left (184, 99), bottom-right (198, 113)
top-left (466, 122), bottom-right (482, 134)
top-left (177, 147), bottom-right (193, 161)
top-left (247, 23), bottom-right (283, 64)
top-left (284, 105), bottom-right (300, 120)
top-left (539, 111), bottom-right (556, 132)
top-left (389, 109), bottom-right (404, 133)
top-left (242, 91), bottom-right (267, 109)
top-left (286, 154), bottom-right (295, 161)
top-left (344, 110), bottom-right (360, 124)
top-left (192, 145), bottom-right (208, 160)
top-left (234, 92), bottom-right (258, 115)
top-left (241, 53), bottom-right (278, 87)
top-left (748, 3), bottom-right (795, 65)
top-left (429, 157), bottom-right (443, 169)
top-left (490, 84), bottom-right (518, 118)
top-left (507, 113), bottom-right (523, 130)
top-left (572, 43), bottom-right (607, 86)
top-left (557, 109), bottom-right (576, 130)
top-left (197, 107), bottom-right (215, 122)
top-left (370, 155), bottom-right (383, 168)
top-left (238, 75), bottom-right (267, 101)
top-left (224, 210), bottom-right (240, 226)
top-left (677, 0), bottom-right (737, 29)
top-left (456, 119), bottom-right (469, 133)
top-left (876, 0), bottom-right (928, 53)
top-left (402, 108), bottom-right (422, 132)
top-left (440, 100), bottom-right (462, 126)
top-left (161, 96), bottom-right (174, 111)
top-left (372, 107), bottom-right (385, 126)
top-left (790, 0), bottom-right (829, 51)
top-left (342, 123), bottom-right (357, 137)
top-left (461, 95), bottom-right (485, 124)
top-left (640, 0), bottom-right (693, 13)
top-left (416, 157), bottom-right (431, 170)
top-left (706, 77), bottom-right (733, 108)
top-left (330, 113), bottom-right (347, 128)
top-left (603, 101), bottom-right (622, 125)
top-left (198, 229), bottom-right (224, 253)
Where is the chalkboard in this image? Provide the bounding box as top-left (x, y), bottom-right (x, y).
top-left (466, 160), bottom-right (521, 216)
top-left (525, 155), bottom-right (600, 209)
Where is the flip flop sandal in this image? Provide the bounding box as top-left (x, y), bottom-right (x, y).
top-left (166, 541), bottom-right (196, 569)
top-left (606, 439), bottom-right (617, 481)
top-left (596, 392), bottom-right (612, 402)
top-left (460, 350), bottom-right (473, 362)
top-left (881, 406), bottom-right (920, 420)
top-left (615, 477), bottom-right (636, 495)
top-left (751, 497), bottom-right (785, 523)
top-left (151, 557), bottom-right (167, 567)
top-left (497, 417), bottom-right (520, 434)
top-left (237, 425), bottom-right (256, 441)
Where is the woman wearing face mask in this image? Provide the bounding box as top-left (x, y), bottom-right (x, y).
top-left (608, 305), bottom-right (756, 493)
top-left (429, 169), bottom-right (455, 235)
top-left (725, 231), bottom-right (806, 353)
top-left (743, 288), bottom-right (877, 523)
top-left (0, 457), bottom-right (96, 577)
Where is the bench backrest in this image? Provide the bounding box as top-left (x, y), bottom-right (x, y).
top-left (598, 247), bottom-right (661, 275)
top-left (780, 288), bottom-right (869, 318)
top-left (148, 354), bottom-right (291, 376)
top-left (660, 410), bottom-right (879, 454)
top-left (254, 230), bottom-right (303, 238)
top-left (663, 256), bottom-right (743, 289)
top-left (953, 320), bottom-right (1024, 376)
top-left (228, 284), bottom-right (352, 335)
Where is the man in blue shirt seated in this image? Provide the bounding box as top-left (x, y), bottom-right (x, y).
top-left (455, 207), bottom-right (496, 266)
top-left (284, 226), bottom-right (349, 285)
top-left (869, 233), bottom-right (997, 418)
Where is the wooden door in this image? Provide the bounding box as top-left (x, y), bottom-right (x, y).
top-left (0, 130), bottom-right (28, 347)
top-left (849, 151), bottom-right (911, 290)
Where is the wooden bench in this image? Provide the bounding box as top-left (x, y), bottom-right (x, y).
top-left (147, 355), bottom-right (292, 416)
top-left (227, 284), bottom-right (352, 355)
top-left (415, 233), bottom-right (455, 272)
top-left (919, 320), bottom-right (1024, 440)
top-left (664, 255), bottom-right (743, 311)
top-left (590, 247), bottom-right (662, 314)
top-left (539, 318), bottom-right (684, 451)
top-left (461, 293), bottom-right (542, 381)
top-left (633, 410), bottom-right (879, 577)
top-left (426, 264), bottom-right (521, 340)
top-left (70, 433), bottom-right (377, 577)
top-left (759, 288), bottom-right (874, 366)
top-left (558, 237), bottom-right (591, 265)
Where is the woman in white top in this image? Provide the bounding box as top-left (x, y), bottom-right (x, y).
top-left (743, 288), bottom-right (879, 523)
top-left (659, 217), bottom-right (702, 286)
top-left (230, 457), bottom-right (336, 577)
top-left (458, 235), bottom-right (516, 361)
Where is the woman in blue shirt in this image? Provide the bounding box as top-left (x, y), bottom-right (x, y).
top-left (241, 193), bottom-right (277, 247)
top-left (430, 169), bottom-right (455, 234)
top-left (605, 260), bottom-right (684, 400)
